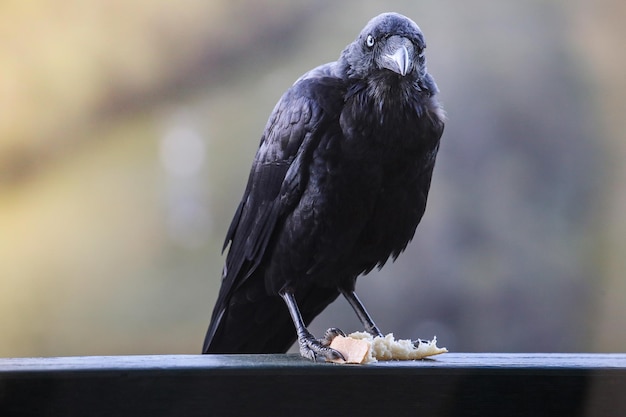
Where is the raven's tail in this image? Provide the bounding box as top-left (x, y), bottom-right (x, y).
top-left (202, 279), bottom-right (339, 354)
top-left (202, 289), bottom-right (296, 354)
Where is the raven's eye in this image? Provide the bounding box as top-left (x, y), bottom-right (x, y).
top-left (365, 34), bottom-right (375, 48)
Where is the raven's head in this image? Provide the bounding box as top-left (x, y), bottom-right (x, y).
top-left (339, 12), bottom-right (437, 95)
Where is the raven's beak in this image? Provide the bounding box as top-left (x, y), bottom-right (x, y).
top-left (385, 45), bottom-right (410, 76)
top-left (381, 36), bottom-right (413, 76)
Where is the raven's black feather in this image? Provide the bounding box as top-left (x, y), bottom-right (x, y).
top-left (203, 12), bottom-right (444, 355)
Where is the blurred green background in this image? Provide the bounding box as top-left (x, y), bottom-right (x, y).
top-left (1, 0), bottom-right (625, 357)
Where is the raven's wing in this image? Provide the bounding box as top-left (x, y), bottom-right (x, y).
top-left (203, 73), bottom-right (345, 352)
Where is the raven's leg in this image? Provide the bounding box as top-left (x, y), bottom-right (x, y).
top-left (340, 289), bottom-right (383, 338)
top-left (280, 288), bottom-right (345, 361)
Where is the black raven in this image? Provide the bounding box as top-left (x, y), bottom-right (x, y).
top-left (203, 12), bottom-right (445, 360)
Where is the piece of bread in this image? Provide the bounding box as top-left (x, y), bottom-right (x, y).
top-left (327, 335), bottom-right (371, 364)
top-left (328, 332), bottom-right (447, 364)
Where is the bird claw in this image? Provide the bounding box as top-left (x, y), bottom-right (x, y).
top-left (412, 338), bottom-right (427, 347)
top-left (298, 328), bottom-right (346, 361)
top-left (367, 327), bottom-right (384, 339)
top-left (321, 327), bottom-right (346, 346)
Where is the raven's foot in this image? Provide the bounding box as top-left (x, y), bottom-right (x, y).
top-left (365, 325), bottom-right (383, 339)
top-left (298, 328), bottom-right (346, 361)
top-left (412, 338), bottom-right (428, 347)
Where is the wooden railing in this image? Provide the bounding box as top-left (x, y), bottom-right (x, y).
top-left (1, 353), bottom-right (625, 416)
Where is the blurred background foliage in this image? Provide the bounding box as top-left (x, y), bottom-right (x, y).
top-left (1, 0), bottom-right (625, 357)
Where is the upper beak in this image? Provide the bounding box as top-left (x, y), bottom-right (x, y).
top-left (381, 36), bottom-right (413, 76)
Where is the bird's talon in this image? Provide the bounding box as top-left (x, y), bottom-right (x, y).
top-left (319, 344), bottom-right (345, 361)
top-left (327, 347), bottom-right (345, 361)
top-left (368, 328), bottom-right (384, 339)
top-left (299, 333), bottom-right (345, 361)
top-left (321, 327), bottom-right (346, 346)
top-left (299, 345), bottom-right (318, 361)
top-left (412, 339), bottom-right (426, 347)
